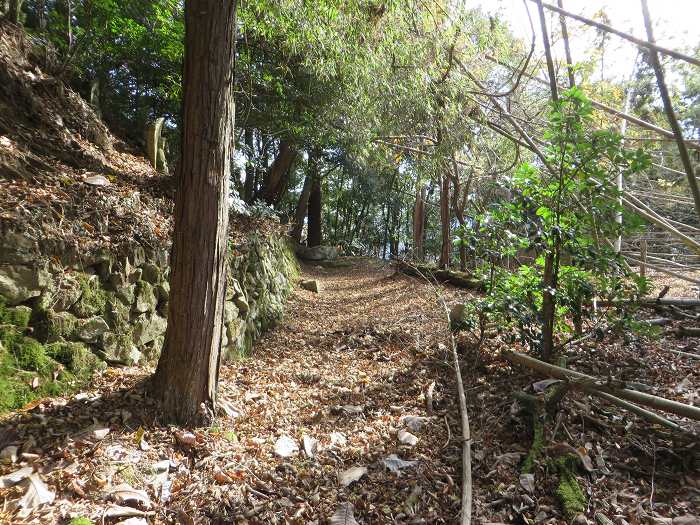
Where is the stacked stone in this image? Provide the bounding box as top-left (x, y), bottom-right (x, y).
top-left (0, 230), bottom-right (298, 366)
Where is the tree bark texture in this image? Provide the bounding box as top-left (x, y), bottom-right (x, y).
top-left (307, 154), bottom-right (322, 247)
top-left (413, 183), bottom-right (426, 260)
top-left (243, 128), bottom-right (255, 203)
top-left (7, 0), bottom-right (22, 24)
top-left (152, 0), bottom-right (236, 425)
top-left (540, 252), bottom-right (556, 361)
top-left (439, 173), bottom-right (450, 268)
top-left (290, 151), bottom-right (316, 243)
top-left (261, 140), bottom-right (297, 206)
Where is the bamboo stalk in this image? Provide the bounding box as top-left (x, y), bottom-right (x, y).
top-left (641, 0), bottom-right (700, 221)
top-left (442, 301), bottom-right (472, 525)
top-left (484, 54), bottom-right (700, 152)
top-left (530, 0), bottom-right (700, 68)
top-left (503, 349), bottom-right (700, 421)
top-left (556, 0), bottom-right (576, 88)
top-left (592, 390), bottom-right (682, 432)
top-left (624, 254), bottom-right (700, 285)
top-left (620, 196), bottom-right (700, 254)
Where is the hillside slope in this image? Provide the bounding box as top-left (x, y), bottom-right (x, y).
top-left (0, 21), bottom-right (172, 256)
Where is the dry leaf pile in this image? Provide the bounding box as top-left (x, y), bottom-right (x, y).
top-left (0, 260), bottom-right (698, 524)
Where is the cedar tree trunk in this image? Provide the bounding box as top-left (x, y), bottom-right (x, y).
top-left (152, 0), bottom-right (236, 425)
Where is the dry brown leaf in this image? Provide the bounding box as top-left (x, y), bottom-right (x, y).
top-left (16, 473), bottom-right (55, 517)
top-left (330, 503), bottom-right (360, 525)
top-left (338, 466), bottom-right (367, 487)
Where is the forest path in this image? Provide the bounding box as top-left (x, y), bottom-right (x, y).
top-left (215, 257), bottom-right (471, 523)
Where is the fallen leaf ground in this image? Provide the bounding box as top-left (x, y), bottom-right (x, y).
top-left (0, 259), bottom-right (698, 524)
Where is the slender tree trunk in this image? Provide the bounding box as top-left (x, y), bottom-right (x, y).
top-left (439, 173), bottom-right (450, 269)
top-left (541, 248), bottom-right (559, 362)
top-left (7, 0), bottom-right (22, 24)
top-left (412, 183), bottom-right (426, 260)
top-left (261, 140), bottom-right (297, 206)
top-left (381, 199), bottom-right (389, 259)
top-left (307, 156), bottom-right (322, 247)
top-left (152, 0), bottom-right (236, 425)
top-left (243, 128), bottom-right (255, 203)
top-left (66, 0), bottom-right (72, 51)
top-left (37, 0), bottom-right (46, 30)
top-left (290, 151), bottom-right (316, 243)
top-left (641, 0), bottom-right (700, 221)
top-left (253, 134), bottom-right (268, 200)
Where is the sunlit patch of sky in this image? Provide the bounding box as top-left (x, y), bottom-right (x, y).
top-left (468, 0), bottom-right (700, 82)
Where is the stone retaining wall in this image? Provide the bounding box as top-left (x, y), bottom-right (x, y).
top-left (0, 229), bottom-right (298, 366)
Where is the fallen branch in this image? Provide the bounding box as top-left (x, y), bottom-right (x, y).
top-left (639, 297), bottom-right (700, 307)
top-left (503, 349), bottom-right (700, 421)
top-left (442, 300), bottom-right (473, 525)
top-left (671, 326), bottom-right (700, 339)
top-left (666, 347), bottom-right (700, 360)
top-left (407, 260), bottom-right (472, 525)
top-left (397, 260), bottom-right (484, 290)
top-left (591, 389), bottom-right (682, 432)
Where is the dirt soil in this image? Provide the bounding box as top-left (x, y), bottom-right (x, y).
top-left (0, 259), bottom-right (698, 524)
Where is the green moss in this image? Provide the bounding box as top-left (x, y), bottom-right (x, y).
top-left (46, 311), bottom-right (79, 341)
top-left (67, 518), bottom-right (93, 525)
top-left (46, 341), bottom-right (105, 377)
top-left (1, 305), bottom-right (31, 328)
top-left (13, 336), bottom-right (53, 373)
top-left (551, 454), bottom-right (586, 519)
top-left (0, 298), bottom-right (104, 414)
top-left (521, 414), bottom-right (544, 474)
top-left (73, 274), bottom-right (108, 317)
top-left (0, 373), bottom-right (33, 413)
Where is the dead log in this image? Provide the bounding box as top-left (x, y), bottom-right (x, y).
top-left (671, 326), bottom-right (700, 339)
top-left (503, 349), bottom-right (700, 421)
top-left (397, 260), bottom-right (484, 290)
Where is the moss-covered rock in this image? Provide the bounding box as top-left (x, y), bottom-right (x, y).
top-left (0, 305), bottom-right (103, 414)
top-left (12, 336), bottom-right (53, 373)
top-left (52, 274), bottom-right (82, 312)
top-left (100, 330), bottom-right (140, 364)
top-left (133, 280), bottom-right (157, 314)
top-left (140, 262), bottom-right (161, 284)
top-left (45, 310), bottom-right (79, 341)
top-left (0, 263), bottom-right (50, 305)
top-left (1, 304), bottom-right (31, 328)
top-left (72, 274), bottom-right (108, 318)
top-left (105, 297), bottom-right (130, 331)
top-left (76, 316), bottom-right (110, 343)
top-left (46, 341), bottom-right (106, 376)
top-left (108, 271), bottom-right (136, 305)
top-left (132, 312), bottom-right (167, 347)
